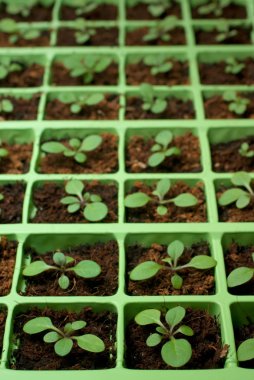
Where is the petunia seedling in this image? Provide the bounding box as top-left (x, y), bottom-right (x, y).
top-left (223, 91), bottom-right (249, 115)
top-left (148, 130), bottom-right (181, 167)
top-left (41, 135), bottom-right (102, 164)
top-left (143, 16), bottom-right (177, 43)
top-left (224, 57), bottom-right (245, 75)
top-left (125, 178), bottom-right (198, 216)
top-left (130, 239), bottom-right (217, 289)
top-left (74, 18), bottom-right (96, 45)
top-left (239, 142), bottom-right (254, 158)
top-left (0, 98), bottom-right (13, 113)
top-left (64, 0), bottom-right (99, 16)
top-left (2, 0), bottom-right (54, 17)
top-left (237, 338), bottom-right (254, 362)
top-left (56, 92), bottom-right (104, 114)
top-left (219, 171), bottom-right (254, 209)
top-left (23, 250), bottom-right (101, 290)
top-left (135, 306), bottom-right (193, 367)
top-left (23, 316), bottom-right (105, 357)
top-left (197, 0), bottom-right (230, 16)
top-left (0, 57), bottom-right (22, 79)
top-left (139, 83), bottom-right (168, 114)
top-left (227, 252), bottom-right (254, 288)
top-left (215, 23), bottom-right (238, 43)
top-left (61, 179), bottom-right (108, 222)
top-left (143, 55), bottom-right (173, 76)
top-left (0, 18), bottom-right (41, 44)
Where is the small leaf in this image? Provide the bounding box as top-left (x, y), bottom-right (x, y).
top-left (71, 103), bottom-right (81, 114)
top-left (81, 135), bottom-right (102, 152)
top-left (43, 331), bottom-right (61, 343)
top-left (154, 179), bottom-right (171, 200)
top-left (219, 188), bottom-right (246, 206)
top-left (124, 192), bottom-right (151, 208)
top-left (58, 274), bottom-right (70, 289)
top-left (151, 98), bottom-right (167, 114)
top-left (236, 194), bottom-right (251, 209)
top-left (75, 334), bottom-right (105, 352)
top-left (165, 306), bottom-right (185, 328)
top-left (53, 252), bottom-right (66, 266)
top-left (68, 203), bottom-right (81, 213)
top-left (130, 261), bottom-right (162, 281)
top-left (54, 338), bottom-right (73, 357)
top-left (187, 255), bottom-right (217, 269)
top-left (146, 333), bottom-right (162, 347)
top-left (84, 202), bottom-right (108, 222)
top-left (172, 193), bottom-right (198, 207)
top-left (72, 260), bottom-right (101, 278)
top-left (60, 196), bottom-right (79, 205)
top-left (66, 180), bottom-right (84, 197)
top-left (75, 152), bottom-right (87, 163)
top-left (237, 338), bottom-right (254, 361)
top-left (86, 93), bottom-right (104, 106)
top-left (135, 309), bottom-right (161, 326)
top-left (171, 273), bottom-right (183, 289)
top-left (23, 317), bottom-right (54, 334)
top-left (41, 142), bottom-right (66, 154)
top-left (231, 172), bottom-right (251, 189)
top-left (90, 194), bottom-right (101, 202)
top-left (23, 261), bottom-right (53, 276)
top-left (165, 147), bottom-right (181, 157)
top-left (167, 240), bottom-right (184, 262)
top-left (148, 152), bottom-right (165, 167)
top-left (161, 339), bottom-right (192, 367)
top-left (157, 205), bottom-right (167, 215)
top-left (176, 325), bottom-right (194, 337)
top-left (71, 321), bottom-right (86, 330)
top-left (227, 267), bottom-right (253, 287)
top-left (155, 131), bottom-right (172, 147)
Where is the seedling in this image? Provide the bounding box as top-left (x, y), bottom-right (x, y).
top-left (125, 178), bottom-right (198, 216)
top-left (56, 92), bottom-right (104, 114)
top-left (23, 316), bottom-right (105, 357)
top-left (148, 130), bottom-right (181, 167)
top-left (0, 18), bottom-right (41, 44)
top-left (227, 252), bottom-right (254, 288)
top-left (130, 239), bottom-right (216, 289)
top-left (237, 338), bottom-right (254, 362)
top-left (139, 83), bottom-right (168, 114)
top-left (0, 140), bottom-right (8, 160)
top-left (219, 171), bottom-right (254, 209)
top-left (135, 306), bottom-right (193, 367)
top-left (143, 55), bottom-right (173, 75)
top-left (215, 23), bottom-right (238, 43)
top-left (223, 91), bottom-right (249, 115)
top-left (62, 55), bottom-right (113, 84)
top-left (41, 135), bottom-right (102, 164)
top-left (2, 0), bottom-right (53, 17)
top-left (0, 57), bottom-right (22, 79)
top-left (64, 0), bottom-right (99, 16)
top-left (61, 179), bottom-right (108, 222)
top-left (197, 0), bottom-right (230, 16)
top-left (23, 251), bottom-right (101, 290)
top-left (0, 98), bottom-right (13, 113)
top-left (224, 57), bottom-right (245, 75)
top-left (143, 16), bottom-right (177, 43)
top-left (73, 18), bottom-right (96, 45)
top-left (239, 142), bottom-right (254, 158)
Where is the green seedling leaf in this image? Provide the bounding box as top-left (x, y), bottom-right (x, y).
top-left (155, 130), bottom-right (172, 146)
top-left (72, 260), bottom-right (101, 278)
top-left (0, 193), bottom-right (4, 201)
top-left (71, 321), bottom-right (86, 330)
top-left (157, 204), bottom-right (167, 215)
top-left (41, 142), bottom-right (66, 154)
top-left (154, 179), bottom-right (171, 200)
top-left (23, 260), bottom-right (54, 276)
top-left (167, 240), bottom-right (184, 262)
top-left (75, 334), bottom-right (105, 353)
top-left (176, 325), bottom-right (194, 336)
top-left (80, 135), bottom-right (102, 151)
top-left (66, 179), bottom-right (84, 197)
top-left (135, 309), bottom-right (161, 326)
top-left (187, 255), bottom-right (217, 269)
top-left (124, 192), bottom-right (151, 208)
top-left (146, 333), bottom-right (162, 347)
top-left (231, 171), bottom-right (251, 189)
top-left (165, 306), bottom-right (185, 327)
top-left (58, 274), bottom-right (70, 289)
top-left (239, 143), bottom-right (254, 158)
top-left (43, 331), bottom-right (61, 343)
top-left (237, 338), bottom-right (254, 361)
top-left (172, 193), bottom-right (198, 207)
top-left (55, 337), bottom-right (73, 356)
top-left (227, 266), bottom-right (254, 287)
top-left (84, 202), bottom-right (108, 221)
top-left (130, 261), bottom-right (162, 281)
top-left (171, 273), bottom-right (183, 289)
top-left (53, 251), bottom-right (66, 266)
top-left (219, 188), bottom-right (246, 206)
top-left (161, 339), bottom-right (192, 367)
top-left (148, 152), bottom-right (165, 167)
top-left (23, 317), bottom-right (54, 334)
top-left (151, 98), bottom-right (167, 114)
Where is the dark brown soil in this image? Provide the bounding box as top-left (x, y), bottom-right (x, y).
top-left (39, 133), bottom-right (118, 174)
top-left (199, 58), bottom-right (254, 85)
top-left (211, 136), bottom-right (254, 172)
top-left (22, 241), bottom-right (118, 296)
top-left (191, 3), bottom-right (247, 19)
top-left (125, 308), bottom-right (228, 369)
top-left (57, 27), bottom-right (118, 47)
top-left (0, 31), bottom-right (50, 47)
top-left (235, 323), bottom-right (254, 369)
top-left (224, 242), bottom-right (254, 295)
top-left (12, 307), bottom-right (117, 370)
top-left (126, 2), bottom-right (181, 20)
top-left (126, 132), bottom-right (201, 173)
top-left (31, 181), bottom-right (118, 224)
top-left (0, 142), bottom-right (33, 174)
top-left (0, 63), bottom-right (44, 87)
top-left (126, 27), bottom-right (186, 46)
top-left (126, 97), bottom-right (195, 120)
top-left (45, 95), bottom-right (119, 120)
top-left (126, 59), bottom-right (189, 86)
top-left (0, 236), bottom-right (18, 296)
top-left (51, 61), bottom-right (118, 86)
top-left (205, 93), bottom-right (254, 119)
top-left (0, 94), bottom-right (40, 121)
top-left (0, 310), bottom-right (6, 356)
top-left (0, 4), bottom-right (53, 21)
top-left (195, 27), bottom-right (251, 45)
top-left (125, 181), bottom-right (206, 223)
top-left (126, 241), bottom-right (215, 295)
top-left (60, 4), bottom-right (118, 20)
top-left (0, 183), bottom-right (25, 224)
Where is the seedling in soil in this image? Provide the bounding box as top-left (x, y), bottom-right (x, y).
top-left (56, 92), bottom-right (104, 114)
top-left (41, 135), bottom-right (102, 164)
top-left (61, 179), bottom-right (108, 222)
top-left (143, 55), bottom-right (173, 75)
top-left (0, 141), bottom-right (8, 159)
top-left (73, 18), bottom-right (96, 45)
top-left (128, 0), bottom-right (174, 17)
top-left (139, 83), bottom-right (168, 114)
top-left (239, 143), bottom-right (254, 158)
top-left (135, 306), bottom-right (193, 367)
top-left (143, 16), bottom-right (177, 43)
top-left (64, 0), bottom-right (99, 16)
top-left (0, 18), bottom-right (41, 44)
top-left (2, 0), bottom-right (53, 17)
top-left (227, 252), bottom-right (254, 288)
top-left (237, 338), bottom-right (254, 362)
top-left (0, 98), bottom-right (13, 113)
top-left (61, 55), bottom-right (114, 84)
top-left (148, 130), bottom-right (181, 167)
top-left (130, 239), bottom-right (216, 289)
top-left (0, 57), bottom-right (22, 79)
top-left (219, 171), bottom-right (254, 209)
top-left (23, 316), bottom-right (105, 357)
top-left (215, 23), bottom-right (238, 42)
top-left (125, 178), bottom-right (198, 216)
top-left (23, 251), bottom-right (101, 290)
top-left (223, 91), bottom-right (249, 115)
top-left (224, 57), bottom-right (245, 75)
top-left (197, 0), bottom-right (230, 16)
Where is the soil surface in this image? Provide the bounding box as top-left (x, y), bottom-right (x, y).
top-left (126, 59), bottom-right (189, 86)
top-left (126, 27), bottom-right (186, 46)
top-left (0, 31), bottom-right (50, 47)
top-left (51, 61), bottom-right (118, 86)
top-left (125, 308), bottom-right (228, 369)
top-left (22, 240), bottom-right (118, 296)
top-left (60, 4), bottom-right (118, 20)
top-left (224, 242), bottom-right (254, 295)
top-left (0, 142), bottom-right (33, 174)
top-left (0, 4), bottom-right (53, 21)
top-left (126, 132), bottom-right (201, 173)
top-left (0, 63), bottom-right (44, 87)
top-left (191, 3), bottom-right (247, 19)
top-left (199, 58), bottom-right (254, 85)
top-left (211, 136), bottom-right (254, 172)
top-left (12, 307), bottom-right (117, 370)
top-left (126, 2), bottom-right (181, 19)
top-left (39, 133), bottom-right (118, 174)
top-left (0, 311), bottom-right (6, 356)
top-left (0, 94), bottom-right (40, 121)
top-left (125, 181), bottom-right (206, 223)
top-left (0, 183), bottom-right (25, 224)
top-left (45, 95), bottom-right (119, 120)
top-left (126, 242), bottom-right (215, 295)
top-left (126, 97), bottom-right (195, 120)
top-left (0, 236), bottom-right (18, 296)
top-left (204, 93), bottom-right (254, 119)
top-left (195, 27), bottom-right (251, 45)
top-left (235, 323), bottom-right (254, 369)
top-left (31, 181), bottom-right (118, 223)
top-left (57, 27), bottom-right (118, 47)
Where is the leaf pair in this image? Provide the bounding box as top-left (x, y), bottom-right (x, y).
top-left (225, 57), bottom-right (245, 75)
top-left (223, 91), bottom-right (249, 115)
top-left (197, 0), bottom-right (230, 16)
top-left (140, 83), bottom-right (168, 114)
top-left (143, 54), bottom-right (173, 76)
top-left (0, 57), bottom-right (23, 79)
top-left (219, 172), bottom-right (254, 209)
top-left (148, 130), bottom-right (180, 167)
top-left (74, 18), bottom-right (96, 44)
top-left (239, 143), bottom-right (254, 158)
top-left (65, 0), bottom-right (98, 15)
top-left (57, 92), bottom-right (104, 114)
top-left (216, 23), bottom-right (238, 43)
top-left (143, 16), bottom-right (177, 42)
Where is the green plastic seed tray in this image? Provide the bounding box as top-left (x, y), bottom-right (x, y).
top-left (0, 0), bottom-right (254, 379)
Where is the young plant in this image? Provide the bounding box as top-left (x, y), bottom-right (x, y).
top-left (197, 0), bottom-right (230, 16)
top-left (74, 18), bottom-right (96, 45)
top-left (143, 16), bottom-right (177, 43)
top-left (23, 251), bottom-right (101, 290)
top-left (130, 239), bottom-right (216, 289)
top-left (139, 83), bottom-right (168, 114)
top-left (135, 306), bottom-right (193, 367)
top-left (41, 135), bottom-right (102, 164)
top-left (125, 178), bottom-right (198, 216)
top-left (223, 91), bottom-right (249, 115)
top-left (239, 142), bottom-right (254, 158)
top-left (60, 179), bottom-right (108, 222)
top-left (23, 316), bottom-right (105, 357)
top-left (148, 130), bottom-right (181, 167)
top-left (0, 57), bottom-right (22, 79)
top-left (215, 23), bottom-right (238, 43)
top-left (237, 338), bottom-right (254, 362)
top-left (64, 0), bottom-right (99, 16)
top-left (219, 171), bottom-right (254, 209)
top-left (56, 92), bottom-right (104, 114)
top-left (2, 0), bottom-right (53, 17)
top-left (143, 0), bottom-right (173, 17)
top-left (227, 252), bottom-right (254, 288)
top-left (0, 98), bottom-right (13, 113)
top-left (224, 57), bottom-right (245, 75)
top-left (0, 18), bottom-right (41, 44)
top-left (143, 54), bottom-right (173, 76)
